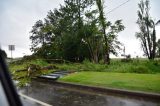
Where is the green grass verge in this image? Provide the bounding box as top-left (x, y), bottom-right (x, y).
top-left (60, 72), bottom-right (160, 93)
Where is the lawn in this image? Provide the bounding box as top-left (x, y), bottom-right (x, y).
top-left (60, 72), bottom-right (160, 93)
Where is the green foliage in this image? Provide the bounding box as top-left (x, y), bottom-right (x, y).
top-left (57, 59), bottom-right (160, 73)
top-left (30, 59), bottom-right (48, 66)
top-left (10, 58), bottom-right (48, 67)
top-left (29, 0), bottom-right (125, 63)
top-left (17, 78), bottom-right (31, 87)
top-left (130, 66), bottom-right (149, 73)
top-left (9, 59), bottom-right (55, 87)
top-left (30, 0), bottom-right (96, 62)
top-left (109, 59), bottom-right (160, 73)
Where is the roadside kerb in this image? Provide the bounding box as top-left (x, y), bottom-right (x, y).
top-left (34, 78), bottom-right (160, 101)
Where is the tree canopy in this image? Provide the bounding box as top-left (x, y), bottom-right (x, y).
top-left (30, 0), bottom-right (124, 63)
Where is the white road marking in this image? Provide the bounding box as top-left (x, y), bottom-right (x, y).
top-left (19, 93), bottom-right (52, 106)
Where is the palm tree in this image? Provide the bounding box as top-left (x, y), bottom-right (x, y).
top-left (136, 0), bottom-right (160, 60)
top-left (96, 0), bottom-right (110, 64)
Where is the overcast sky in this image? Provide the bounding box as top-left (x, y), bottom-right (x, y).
top-left (0, 0), bottom-right (160, 58)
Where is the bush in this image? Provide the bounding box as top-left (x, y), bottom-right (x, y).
top-left (31, 59), bottom-right (48, 66)
top-left (130, 66), bottom-right (149, 73)
top-left (121, 54), bottom-right (133, 62)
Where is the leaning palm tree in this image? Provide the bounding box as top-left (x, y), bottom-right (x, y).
top-left (96, 0), bottom-right (125, 64)
top-left (136, 0), bottom-right (160, 60)
top-left (96, 0), bottom-right (110, 64)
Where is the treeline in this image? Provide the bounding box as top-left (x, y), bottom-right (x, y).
top-left (30, 0), bottom-right (124, 64)
top-left (29, 0), bottom-right (160, 64)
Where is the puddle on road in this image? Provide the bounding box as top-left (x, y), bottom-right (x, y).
top-left (19, 81), bottom-right (160, 106)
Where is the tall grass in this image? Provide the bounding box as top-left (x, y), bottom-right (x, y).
top-left (57, 59), bottom-right (160, 74)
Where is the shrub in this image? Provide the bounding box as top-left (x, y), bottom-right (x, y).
top-left (121, 55), bottom-right (133, 62)
top-left (131, 66), bottom-right (149, 73)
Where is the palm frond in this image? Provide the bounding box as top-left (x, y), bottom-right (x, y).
top-left (156, 20), bottom-right (160, 25)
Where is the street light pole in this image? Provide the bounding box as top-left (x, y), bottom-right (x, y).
top-left (11, 50), bottom-right (12, 59)
top-left (8, 45), bottom-right (15, 62)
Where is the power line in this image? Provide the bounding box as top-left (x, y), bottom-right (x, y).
top-left (106, 0), bottom-right (131, 15)
top-left (104, 0), bottom-right (117, 8)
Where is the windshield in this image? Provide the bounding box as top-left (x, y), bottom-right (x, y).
top-left (0, 0), bottom-right (160, 106)
top-left (0, 82), bottom-right (9, 106)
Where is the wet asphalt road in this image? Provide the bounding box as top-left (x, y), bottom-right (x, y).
top-left (19, 80), bottom-right (160, 106)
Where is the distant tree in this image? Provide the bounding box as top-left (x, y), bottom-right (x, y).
top-left (136, 0), bottom-right (160, 60)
